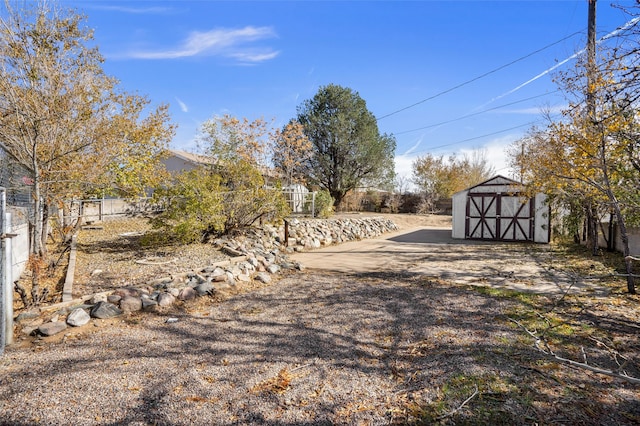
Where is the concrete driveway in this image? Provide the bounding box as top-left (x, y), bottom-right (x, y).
top-left (289, 225), bottom-right (610, 296)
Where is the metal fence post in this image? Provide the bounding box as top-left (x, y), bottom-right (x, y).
top-left (0, 187), bottom-right (12, 355)
top-left (0, 187), bottom-right (5, 355)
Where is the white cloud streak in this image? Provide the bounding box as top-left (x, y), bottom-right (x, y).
top-left (129, 26), bottom-right (279, 63)
top-left (489, 17), bottom-right (640, 105)
top-left (175, 97), bottom-right (188, 113)
top-left (86, 5), bottom-right (173, 14)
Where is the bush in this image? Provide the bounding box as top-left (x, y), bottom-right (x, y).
top-left (312, 189), bottom-right (334, 218)
top-left (148, 161), bottom-right (291, 244)
top-left (148, 169), bottom-right (226, 244)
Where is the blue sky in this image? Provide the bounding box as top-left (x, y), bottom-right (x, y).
top-left (62, 0), bottom-right (638, 182)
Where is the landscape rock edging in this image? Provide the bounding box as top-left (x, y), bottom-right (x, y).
top-left (25, 216), bottom-right (399, 337)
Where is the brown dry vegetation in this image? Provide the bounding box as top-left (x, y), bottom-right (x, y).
top-left (4, 214), bottom-right (640, 425)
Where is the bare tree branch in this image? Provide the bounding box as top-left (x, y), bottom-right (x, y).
top-left (508, 317), bottom-right (640, 385)
top-left (435, 385), bottom-right (479, 421)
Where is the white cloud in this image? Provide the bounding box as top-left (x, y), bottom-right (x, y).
top-left (455, 135), bottom-right (516, 177)
top-left (128, 26), bottom-right (279, 63)
top-left (85, 5), bottom-right (173, 14)
top-left (175, 97), bottom-right (188, 113)
top-left (394, 134), bottom-right (520, 192)
top-left (394, 153), bottom-right (416, 190)
top-left (228, 50), bottom-right (280, 64)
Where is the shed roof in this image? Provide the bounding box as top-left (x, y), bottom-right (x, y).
top-left (453, 175), bottom-right (522, 196)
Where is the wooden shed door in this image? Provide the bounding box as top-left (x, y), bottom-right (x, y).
top-left (465, 193), bottom-right (534, 241)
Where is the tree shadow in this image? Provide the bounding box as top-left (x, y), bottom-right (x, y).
top-left (2, 270), bottom-right (639, 424)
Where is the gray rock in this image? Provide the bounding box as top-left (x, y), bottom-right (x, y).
top-left (237, 273), bottom-right (251, 283)
top-left (141, 298), bottom-right (158, 312)
top-left (120, 296), bottom-right (142, 313)
top-left (66, 308), bottom-right (91, 327)
top-left (157, 292), bottom-right (176, 307)
top-left (90, 293), bottom-right (108, 304)
top-left (15, 311), bottom-right (39, 323)
top-left (195, 282), bottom-right (214, 296)
top-left (255, 272), bottom-right (272, 283)
top-left (168, 288), bottom-right (180, 297)
top-left (38, 321), bottom-right (67, 336)
top-left (178, 287), bottom-right (197, 301)
top-left (90, 301), bottom-right (123, 319)
top-left (266, 264), bottom-right (281, 274)
top-left (107, 294), bottom-right (122, 304)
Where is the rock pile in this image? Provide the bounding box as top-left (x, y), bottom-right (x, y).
top-left (18, 216), bottom-right (398, 337)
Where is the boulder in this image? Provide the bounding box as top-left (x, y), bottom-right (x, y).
top-left (178, 287), bottom-right (197, 301)
top-left (120, 296), bottom-right (142, 313)
top-left (66, 308), bottom-right (90, 327)
top-left (157, 292), bottom-right (176, 307)
top-left (254, 272), bottom-right (271, 283)
top-left (141, 298), bottom-right (158, 312)
top-left (195, 282), bottom-right (214, 296)
top-left (90, 302), bottom-right (123, 319)
top-left (38, 321), bottom-right (67, 336)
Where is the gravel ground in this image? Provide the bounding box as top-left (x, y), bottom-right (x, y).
top-left (1, 273), bottom-right (532, 424)
top-left (3, 270), bottom-right (640, 425)
top-left (3, 214), bottom-right (640, 425)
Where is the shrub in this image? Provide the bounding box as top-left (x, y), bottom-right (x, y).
top-left (148, 161), bottom-right (291, 244)
top-left (149, 169), bottom-right (226, 244)
top-left (312, 189), bottom-right (334, 218)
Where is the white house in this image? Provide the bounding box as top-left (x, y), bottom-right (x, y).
top-left (452, 175), bottom-right (550, 243)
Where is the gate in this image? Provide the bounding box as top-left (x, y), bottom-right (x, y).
top-left (465, 192), bottom-right (534, 241)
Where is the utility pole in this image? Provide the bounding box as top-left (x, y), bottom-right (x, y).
top-left (587, 0), bottom-right (597, 119)
top-left (585, 0), bottom-right (599, 256)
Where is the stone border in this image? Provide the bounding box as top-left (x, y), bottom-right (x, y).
top-left (17, 216), bottom-right (399, 338)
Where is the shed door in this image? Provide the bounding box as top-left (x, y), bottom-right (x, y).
top-left (465, 193), bottom-right (534, 241)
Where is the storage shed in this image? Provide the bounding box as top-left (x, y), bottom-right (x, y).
top-left (452, 175), bottom-right (550, 243)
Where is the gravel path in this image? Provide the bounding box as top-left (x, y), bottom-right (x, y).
top-left (3, 269), bottom-right (639, 425)
top-left (1, 271), bottom-right (529, 425)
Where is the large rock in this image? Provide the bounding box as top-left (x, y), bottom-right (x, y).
top-left (157, 292), bottom-right (176, 307)
top-left (178, 287), bottom-right (197, 301)
top-left (195, 282), bottom-right (214, 296)
top-left (66, 308), bottom-right (90, 327)
top-left (38, 321), bottom-right (67, 336)
top-left (120, 296), bottom-right (142, 313)
top-left (254, 272), bottom-right (271, 283)
top-left (141, 298), bottom-right (158, 312)
top-left (90, 301), bottom-right (123, 319)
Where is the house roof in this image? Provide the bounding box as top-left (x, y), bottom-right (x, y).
top-left (166, 149), bottom-right (213, 165)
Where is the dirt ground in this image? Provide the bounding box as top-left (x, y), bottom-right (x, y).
top-left (3, 213), bottom-right (640, 425)
top-left (292, 213), bottom-right (613, 296)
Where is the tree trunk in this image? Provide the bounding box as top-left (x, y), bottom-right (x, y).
top-left (585, 203), bottom-right (599, 256)
top-left (331, 189), bottom-right (347, 211)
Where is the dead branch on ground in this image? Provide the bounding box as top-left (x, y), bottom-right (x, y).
top-left (435, 385), bottom-right (479, 421)
top-left (508, 317), bottom-right (640, 385)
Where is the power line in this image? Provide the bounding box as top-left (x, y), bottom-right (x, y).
top-left (404, 120), bottom-right (542, 156)
top-left (393, 90), bottom-right (560, 136)
top-left (376, 31), bottom-right (582, 121)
